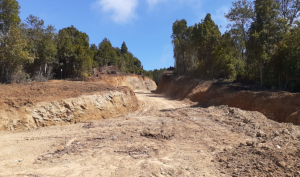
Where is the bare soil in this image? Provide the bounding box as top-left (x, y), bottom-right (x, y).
top-left (1, 89), bottom-right (300, 176)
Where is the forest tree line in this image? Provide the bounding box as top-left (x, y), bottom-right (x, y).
top-left (0, 0), bottom-right (149, 83)
top-left (172, 0), bottom-right (300, 91)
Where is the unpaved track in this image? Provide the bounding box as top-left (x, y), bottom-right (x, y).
top-left (0, 90), bottom-right (298, 176)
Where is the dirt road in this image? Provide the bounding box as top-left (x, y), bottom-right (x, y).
top-left (0, 90), bottom-right (300, 177)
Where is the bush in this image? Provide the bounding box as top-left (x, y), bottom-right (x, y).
top-left (33, 66), bottom-right (54, 82)
top-left (9, 66), bottom-right (30, 84)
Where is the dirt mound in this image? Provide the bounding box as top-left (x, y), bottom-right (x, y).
top-left (156, 75), bottom-right (300, 125)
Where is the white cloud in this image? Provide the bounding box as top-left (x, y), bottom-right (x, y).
top-left (146, 0), bottom-right (165, 6)
top-left (92, 0), bottom-right (138, 24)
top-left (212, 6), bottom-right (229, 33)
top-left (146, 0), bottom-right (202, 8)
top-left (91, 0), bottom-right (204, 24)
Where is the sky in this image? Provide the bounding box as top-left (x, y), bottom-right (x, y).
top-left (18, 0), bottom-right (233, 71)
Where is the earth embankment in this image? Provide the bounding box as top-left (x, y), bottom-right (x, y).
top-left (156, 75), bottom-right (300, 125)
top-left (0, 75), bottom-right (156, 131)
top-left (87, 74), bottom-right (157, 90)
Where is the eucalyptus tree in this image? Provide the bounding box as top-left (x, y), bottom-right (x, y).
top-left (0, 0), bottom-right (28, 82)
top-left (225, 0), bottom-right (254, 60)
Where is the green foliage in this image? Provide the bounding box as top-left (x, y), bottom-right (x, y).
top-left (170, 0), bottom-right (300, 91)
top-left (146, 68), bottom-right (166, 85)
top-left (0, 0), bottom-right (150, 83)
top-left (213, 32), bottom-right (244, 80)
top-left (121, 41), bottom-right (128, 54)
top-left (225, 0), bottom-right (254, 60)
top-left (57, 25), bottom-right (93, 78)
top-left (94, 38), bottom-right (118, 66)
top-left (91, 39), bottom-right (145, 75)
top-left (0, 0), bottom-right (21, 35)
top-left (171, 14), bottom-right (222, 78)
top-left (0, 27), bottom-right (28, 82)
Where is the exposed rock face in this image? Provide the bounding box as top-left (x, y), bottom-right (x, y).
top-left (0, 90), bottom-right (139, 131)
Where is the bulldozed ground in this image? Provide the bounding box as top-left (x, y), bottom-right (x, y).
top-left (1, 75), bottom-right (300, 176)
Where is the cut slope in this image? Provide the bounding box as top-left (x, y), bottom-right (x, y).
top-left (0, 73), bottom-right (157, 131)
top-left (87, 74), bottom-right (157, 90)
top-left (156, 75), bottom-right (300, 125)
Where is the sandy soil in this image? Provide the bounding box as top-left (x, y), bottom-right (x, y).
top-left (0, 90), bottom-right (300, 176)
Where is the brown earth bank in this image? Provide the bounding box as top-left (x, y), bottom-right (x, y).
top-left (87, 74), bottom-right (157, 90)
top-left (0, 75), bottom-right (156, 131)
top-left (156, 75), bottom-right (300, 125)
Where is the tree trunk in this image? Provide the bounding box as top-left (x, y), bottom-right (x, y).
top-left (260, 64), bottom-right (263, 87)
top-left (45, 63), bottom-right (47, 74)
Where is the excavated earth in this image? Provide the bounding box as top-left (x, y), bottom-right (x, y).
top-left (0, 74), bottom-right (156, 131)
top-left (157, 75), bottom-right (300, 125)
top-left (1, 75), bottom-right (300, 176)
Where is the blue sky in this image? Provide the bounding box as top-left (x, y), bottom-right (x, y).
top-left (18, 0), bottom-right (233, 71)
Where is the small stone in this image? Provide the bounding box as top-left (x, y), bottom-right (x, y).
top-left (282, 129), bottom-right (290, 135)
top-left (246, 141), bottom-right (253, 146)
top-left (274, 131), bottom-right (280, 136)
top-left (256, 131), bottom-right (266, 137)
top-left (276, 145), bottom-right (281, 149)
top-left (219, 157), bottom-right (228, 162)
top-left (239, 122), bottom-right (245, 126)
top-left (57, 146), bottom-right (65, 151)
top-left (276, 161), bottom-right (286, 168)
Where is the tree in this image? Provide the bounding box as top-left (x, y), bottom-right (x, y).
top-left (247, 0), bottom-right (284, 87)
top-left (0, 0), bottom-right (21, 36)
top-left (193, 14), bottom-right (221, 78)
top-left (0, 0), bottom-right (28, 82)
top-left (276, 0), bottom-right (300, 26)
top-left (225, 0), bottom-right (254, 60)
top-left (171, 19), bottom-right (189, 75)
top-left (95, 38), bottom-right (118, 67)
top-left (0, 28), bottom-right (28, 82)
top-left (24, 15), bottom-right (45, 59)
top-left (36, 25), bottom-right (57, 76)
top-left (57, 25), bottom-right (93, 78)
top-left (121, 41), bottom-right (128, 54)
top-left (213, 32), bottom-right (244, 80)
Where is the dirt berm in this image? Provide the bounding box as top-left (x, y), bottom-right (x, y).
top-left (156, 75), bottom-right (300, 125)
top-left (0, 75), bottom-right (156, 131)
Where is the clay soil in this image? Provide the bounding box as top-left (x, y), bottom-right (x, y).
top-left (1, 87), bottom-right (300, 176)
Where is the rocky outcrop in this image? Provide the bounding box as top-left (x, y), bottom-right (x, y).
top-left (0, 90), bottom-right (139, 131)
